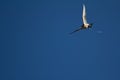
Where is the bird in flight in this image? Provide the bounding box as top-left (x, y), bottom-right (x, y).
top-left (70, 4), bottom-right (93, 34)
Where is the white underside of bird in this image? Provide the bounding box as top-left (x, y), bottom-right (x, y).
top-left (70, 4), bottom-right (93, 34)
top-left (82, 4), bottom-right (89, 28)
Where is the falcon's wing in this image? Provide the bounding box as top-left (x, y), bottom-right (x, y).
top-left (69, 25), bottom-right (85, 34)
top-left (69, 28), bottom-right (81, 34)
top-left (82, 4), bottom-right (88, 24)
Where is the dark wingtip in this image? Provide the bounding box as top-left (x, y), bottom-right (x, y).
top-left (90, 23), bottom-right (93, 25)
top-left (69, 32), bottom-right (74, 35)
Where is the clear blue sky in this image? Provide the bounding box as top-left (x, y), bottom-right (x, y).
top-left (1, 0), bottom-right (120, 80)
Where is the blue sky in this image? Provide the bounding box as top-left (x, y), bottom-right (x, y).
top-left (1, 0), bottom-right (120, 80)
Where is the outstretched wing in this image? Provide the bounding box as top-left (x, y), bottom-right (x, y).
top-left (69, 25), bottom-right (85, 34)
top-left (82, 4), bottom-right (88, 24)
top-left (69, 28), bottom-right (82, 34)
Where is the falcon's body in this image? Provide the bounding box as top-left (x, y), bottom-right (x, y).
top-left (70, 4), bottom-right (93, 34)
